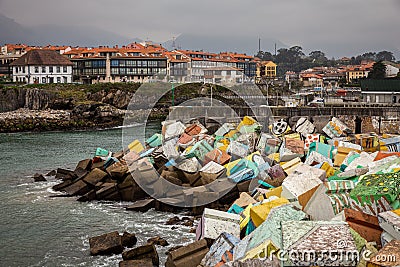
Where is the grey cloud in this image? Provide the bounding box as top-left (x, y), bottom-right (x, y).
top-left (0, 0), bottom-right (399, 58)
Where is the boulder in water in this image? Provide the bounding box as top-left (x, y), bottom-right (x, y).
top-left (89, 231), bottom-right (123, 256)
top-left (33, 173), bottom-right (46, 182)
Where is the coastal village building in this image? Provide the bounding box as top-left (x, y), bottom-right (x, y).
top-left (68, 43), bottom-right (168, 84)
top-left (177, 50), bottom-right (257, 83)
top-left (0, 44), bottom-right (29, 76)
top-left (203, 66), bottom-right (244, 85)
top-left (10, 49), bottom-right (73, 84)
top-left (360, 79), bottom-right (400, 103)
top-left (3, 43), bottom-right (259, 84)
top-left (299, 67), bottom-right (346, 88)
top-left (255, 61), bottom-right (277, 84)
top-left (382, 61), bottom-right (400, 78)
top-left (345, 61), bottom-right (374, 83)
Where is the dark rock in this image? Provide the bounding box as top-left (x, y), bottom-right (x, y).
top-left (52, 179), bottom-right (73, 191)
top-left (164, 175), bottom-right (183, 186)
top-left (166, 246), bottom-right (183, 255)
top-left (147, 236), bottom-right (169, 247)
top-left (55, 168), bottom-right (76, 180)
top-left (165, 216), bottom-right (180, 225)
top-left (126, 199), bottom-right (155, 212)
top-left (89, 231), bottom-right (123, 256)
top-left (121, 231), bottom-right (137, 248)
top-left (118, 174), bottom-right (147, 202)
top-left (107, 162), bottom-right (128, 181)
top-left (74, 167), bottom-right (88, 180)
top-left (91, 160), bottom-right (105, 170)
top-left (122, 244), bottom-right (159, 267)
top-left (154, 199), bottom-right (183, 213)
top-left (75, 159), bottom-right (92, 171)
top-left (96, 183), bottom-right (120, 201)
top-left (46, 170), bottom-right (57, 176)
top-left (33, 173), bottom-right (46, 182)
top-left (63, 180), bottom-right (90, 196)
top-left (77, 189), bottom-right (96, 202)
top-left (182, 221), bottom-right (193, 227)
top-left (165, 239), bottom-right (209, 267)
top-left (83, 168), bottom-right (108, 186)
top-left (119, 259), bottom-right (154, 267)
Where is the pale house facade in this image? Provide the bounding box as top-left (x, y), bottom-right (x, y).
top-left (10, 49), bottom-right (73, 84)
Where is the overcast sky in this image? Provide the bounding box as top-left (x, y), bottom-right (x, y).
top-left (1, 0), bottom-right (399, 57)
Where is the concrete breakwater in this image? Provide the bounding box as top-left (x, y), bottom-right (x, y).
top-left (36, 115), bottom-right (400, 266)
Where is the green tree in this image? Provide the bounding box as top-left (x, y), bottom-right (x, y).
top-left (376, 51), bottom-right (395, 62)
top-left (368, 61), bottom-right (386, 79)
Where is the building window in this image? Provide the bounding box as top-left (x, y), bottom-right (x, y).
top-left (63, 66), bottom-right (67, 72)
top-left (57, 77), bottom-right (61, 83)
top-left (49, 66), bottom-right (53, 73)
top-left (56, 66), bottom-right (61, 73)
top-left (42, 77), bottom-right (46, 83)
top-left (35, 66), bottom-right (39, 73)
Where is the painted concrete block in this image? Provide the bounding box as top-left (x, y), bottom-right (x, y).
top-left (199, 232), bottom-right (240, 267)
top-left (281, 163), bottom-right (325, 208)
top-left (378, 209), bottom-right (400, 240)
top-left (305, 181), bottom-right (355, 220)
top-left (282, 221), bottom-right (358, 266)
top-left (196, 208), bottom-right (241, 241)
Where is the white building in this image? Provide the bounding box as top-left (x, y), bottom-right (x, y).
top-left (383, 61), bottom-right (400, 78)
top-left (203, 66), bottom-right (244, 86)
top-left (10, 49), bottom-right (73, 84)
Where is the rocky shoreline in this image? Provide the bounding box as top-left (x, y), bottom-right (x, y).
top-left (0, 107), bottom-right (166, 133)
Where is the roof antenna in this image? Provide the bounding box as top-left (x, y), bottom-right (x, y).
top-left (258, 37), bottom-right (261, 53)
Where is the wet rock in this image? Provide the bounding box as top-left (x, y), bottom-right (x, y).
top-left (91, 160), bottom-right (105, 170)
top-left (33, 173), bottom-right (46, 182)
top-left (166, 245), bottom-right (183, 255)
top-left (165, 239), bottom-right (209, 267)
top-left (126, 199), bottom-right (155, 212)
top-left (107, 162), bottom-right (128, 181)
top-left (89, 231), bottom-right (123, 256)
top-left (165, 216), bottom-right (181, 225)
top-left (74, 167), bottom-right (88, 180)
top-left (119, 259), bottom-right (154, 267)
top-left (122, 244), bottom-right (159, 267)
top-left (96, 183), bottom-right (120, 201)
top-left (63, 180), bottom-right (90, 196)
top-left (52, 179), bottom-right (73, 191)
top-left (46, 170), bottom-right (56, 176)
top-left (121, 231), bottom-right (137, 248)
top-left (55, 168), bottom-right (75, 180)
top-left (77, 189), bottom-right (96, 202)
top-left (147, 236), bottom-right (169, 247)
top-left (118, 174), bottom-right (147, 202)
top-left (75, 159), bottom-right (92, 171)
top-left (83, 168), bottom-right (108, 186)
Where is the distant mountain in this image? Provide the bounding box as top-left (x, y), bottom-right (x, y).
top-left (163, 33), bottom-right (287, 56)
top-left (0, 13), bottom-right (142, 47)
top-left (0, 13), bottom-right (31, 44)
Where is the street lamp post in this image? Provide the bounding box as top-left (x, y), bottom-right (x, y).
top-left (171, 81), bottom-right (175, 106)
